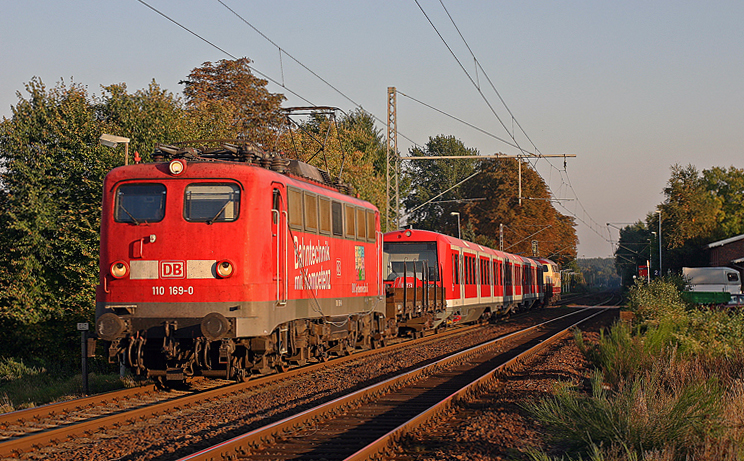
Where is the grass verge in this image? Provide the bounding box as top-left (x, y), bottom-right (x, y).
top-left (525, 279), bottom-right (744, 460)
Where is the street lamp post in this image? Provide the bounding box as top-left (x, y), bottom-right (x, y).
top-left (450, 212), bottom-right (461, 240)
top-left (99, 133), bottom-right (131, 165)
top-left (655, 210), bottom-right (662, 277)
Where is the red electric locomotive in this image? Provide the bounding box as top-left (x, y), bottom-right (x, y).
top-left (95, 142), bottom-right (394, 383)
top-left (383, 229), bottom-right (549, 331)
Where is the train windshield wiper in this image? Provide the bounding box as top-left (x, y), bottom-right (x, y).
top-left (206, 201), bottom-right (230, 225)
top-left (118, 204), bottom-right (141, 225)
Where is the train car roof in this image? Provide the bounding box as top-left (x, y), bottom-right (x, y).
top-left (103, 160), bottom-right (378, 210)
top-left (384, 229), bottom-right (537, 264)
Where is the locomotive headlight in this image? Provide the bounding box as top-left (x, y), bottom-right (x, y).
top-left (110, 261), bottom-right (129, 278)
top-left (169, 159), bottom-right (185, 175)
top-left (216, 260), bottom-right (234, 278)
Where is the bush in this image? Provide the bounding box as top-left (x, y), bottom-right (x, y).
top-left (529, 279), bottom-right (744, 460)
top-left (0, 357), bottom-right (44, 382)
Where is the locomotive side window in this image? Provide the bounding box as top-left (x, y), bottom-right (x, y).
top-left (356, 207), bottom-right (366, 240)
top-left (332, 201), bottom-right (343, 236)
top-left (184, 184), bottom-right (240, 223)
top-left (288, 188), bottom-right (303, 230)
top-left (115, 183), bottom-right (166, 224)
top-left (344, 204), bottom-right (356, 238)
top-left (366, 210), bottom-right (376, 242)
top-left (304, 193), bottom-right (318, 233)
top-left (319, 197), bottom-right (332, 235)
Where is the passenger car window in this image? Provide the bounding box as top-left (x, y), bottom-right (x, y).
top-left (184, 183), bottom-right (240, 223)
top-left (115, 183), bottom-right (166, 223)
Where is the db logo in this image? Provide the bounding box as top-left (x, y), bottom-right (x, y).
top-left (160, 261), bottom-right (185, 279)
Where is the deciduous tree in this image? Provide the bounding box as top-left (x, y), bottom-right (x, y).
top-left (181, 58), bottom-right (286, 148)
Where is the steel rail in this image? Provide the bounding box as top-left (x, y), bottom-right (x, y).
top-left (176, 307), bottom-right (604, 461)
top-left (0, 384), bottom-right (157, 430)
top-left (346, 307), bottom-right (609, 460)
top-left (0, 323), bottom-right (480, 458)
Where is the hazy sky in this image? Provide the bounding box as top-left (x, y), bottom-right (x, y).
top-left (2, 1), bottom-right (743, 258)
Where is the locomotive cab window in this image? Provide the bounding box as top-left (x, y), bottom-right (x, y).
top-left (115, 183), bottom-right (166, 224)
top-left (184, 184), bottom-right (240, 223)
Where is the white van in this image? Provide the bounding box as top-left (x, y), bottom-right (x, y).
top-left (682, 267), bottom-right (742, 294)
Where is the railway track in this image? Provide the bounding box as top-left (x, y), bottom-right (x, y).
top-left (0, 308), bottom-right (604, 460)
top-left (556, 289), bottom-right (622, 307)
top-left (177, 307), bottom-right (611, 461)
top-left (0, 322), bottom-right (487, 460)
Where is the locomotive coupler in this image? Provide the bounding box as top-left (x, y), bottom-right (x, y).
top-left (218, 339), bottom-right (235, 365)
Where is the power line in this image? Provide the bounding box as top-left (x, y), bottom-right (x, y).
top-left (136, 0), bottom-right (314, 105)
top-left (415, 0), bottom-right (612, 247)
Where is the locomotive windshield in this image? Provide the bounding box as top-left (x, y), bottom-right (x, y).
top-left (383, 242), bottom-right (439, 281)
top-left (184, 183), bottom-right (240, 223)
top-left (115, 183), bottom-right (166, 224)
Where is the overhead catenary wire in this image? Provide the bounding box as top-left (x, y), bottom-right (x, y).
top-left (415, 0), bottom-right (612, 246)
top-left (139, 0), bottom-right (612, 249)
top-left (136, 0), bottom-right (314, 105)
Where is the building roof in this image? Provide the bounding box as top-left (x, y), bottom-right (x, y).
top-left (708, 234), bottom-right (744, 249)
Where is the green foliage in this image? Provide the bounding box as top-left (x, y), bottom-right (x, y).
top-left (526, 369), bottom-right (723, 458)
top-left (577, 258), bottom-right (621, 290)
top-left (402, 135), bottom-right (478, 233)
top-left (0, 357), bottom-right (43, 383)
top-left (614, 164), bottom-right (744, 281)
top-left (613, 221), bottom-right (652, 287)
top-left (626, 278), bottom-right (688, 323)
top-left (0, 69), bottom-right (274, 368)
top-left (181, 57), bottom-right (287, 149)
top-left (532, 279), bottom-right (744, 460)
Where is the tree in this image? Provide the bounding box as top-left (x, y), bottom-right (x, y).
top-left (275, 110), bottom-right (387, 214)
top-left (702, 166), bottom-right (744, 240)
top-left (659, 164), bottom-right (720, 250)
top-left (462, 158), bottom-right (578, 265)
top-left (614, 221), bottom-right (652, 287)
top-left (181, 58), bottom-right (286, 148)
top-left (402, 135), bottom-right (478, 233)
top-left (0, 77), bottom-right (212, 364)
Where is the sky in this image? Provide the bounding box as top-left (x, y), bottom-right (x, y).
top-left (2, 1), bottom-right (743, 259)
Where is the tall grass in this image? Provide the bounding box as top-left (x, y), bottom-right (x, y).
top-left (526, 278), bottom-right (744, 460)
top-left (0, 357), bottom-right (128, 413)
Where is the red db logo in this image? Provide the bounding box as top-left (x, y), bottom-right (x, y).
top-left (160, 261), bottom-right (185, 279)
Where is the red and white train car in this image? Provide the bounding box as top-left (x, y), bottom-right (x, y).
top-left (383, 229), bottom-right (546, 328)
top-left (95, 144), bottom-right (390, 382)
